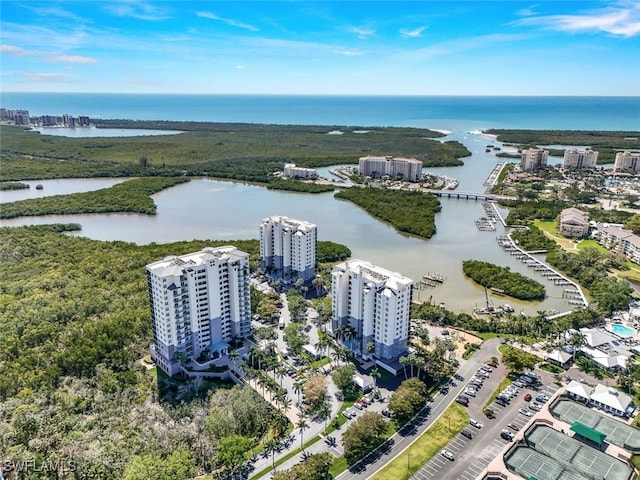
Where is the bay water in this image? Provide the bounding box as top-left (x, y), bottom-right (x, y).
top-left (1, 94), bottom-right (638, 313)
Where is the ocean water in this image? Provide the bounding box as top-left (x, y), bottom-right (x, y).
top-left (2, 93), bottom-right (638, 131)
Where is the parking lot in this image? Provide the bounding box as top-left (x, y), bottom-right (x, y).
top-left (410, 367), bottom-right (561, 480)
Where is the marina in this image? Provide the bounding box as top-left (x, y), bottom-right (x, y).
top-left (497, 234), bottom-right (589, 309)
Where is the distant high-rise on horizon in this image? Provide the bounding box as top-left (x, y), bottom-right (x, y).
top-left (520, 148), bottom-right (549, 172)
top-left (146, 246), bottom-right (251, 377)
top-left (259, 215), bottom-right (317, 283)
top-left (614, 151), bottom-right (640, 174)
top-left (331, 259), bottom-right (413, 362)
top-left (358, 156), bottom-right (423, 182)
top-left (563, 149), bottom-right (599, 169)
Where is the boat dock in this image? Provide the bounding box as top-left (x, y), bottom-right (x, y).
top-left (421, 272), bottom-right (446, 287)
top-left (483, 162), bottom-right (506, 188)
top-left (497, 234), bottom-right (589, 308)
top-left (475, 201), bottom-right (505, 231)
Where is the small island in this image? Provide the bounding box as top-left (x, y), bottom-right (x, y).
top-left (462, 259), bottom-right (546, 301)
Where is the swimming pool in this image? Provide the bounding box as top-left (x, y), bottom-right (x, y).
top-left (610, 323), bottom-right (637, 337)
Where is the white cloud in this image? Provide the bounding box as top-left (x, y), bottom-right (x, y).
top-left (104, 1), bottom-right (171, 21)
top-left (514, 2), bottom-right (640, 37)
top-left (196, 12), bottom-right (258, 31)
top-left (333, 49), bottom-right (362, 56)
top-left (235, 65), bottom-right (245, 70)
top-left (48, 55), bottom-right (97, 64)
top-left (516, 5), bottom-right (539, 17)
top-left (24, 5), bottom-right (86, 22)
top-left (400, 26), bottom-right (427, 38)
top-left (25, 73), bottom-right (73, 83)
top-left (1, 45), bottom-right (97, 64)
top-left (348, 26), bottom-right (375, 39)
top-left (1, 45), bottom-right (28, 55)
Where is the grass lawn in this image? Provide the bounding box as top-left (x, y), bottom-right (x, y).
top-left (575, 239), bottom-right (608, 253)
top-left (476, 332), bottom-right (538, 345)
top-left (533, 220), bottom-right (577, 250)
top-left (369, 403), bottom-right (469, 480)
top-left (482, 377), bottom-right (513, 413)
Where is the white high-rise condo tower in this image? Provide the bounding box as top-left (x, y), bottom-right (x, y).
top-left (260, 215), bottom-right (317, 283)
top-left (520, 148), bottom-right (549, 172)
top-left (146, 246), bottom-right (251, 376)
top-left (331, 259), bottom-right (413, 361)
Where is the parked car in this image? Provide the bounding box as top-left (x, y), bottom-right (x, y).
top-left (496, 395), bottom-right (510, 403)
top-left (464, 389), bottom-right (477, 397)
top-left (529, 402), bottom-right (542, 411)
top-left (507, 423), bottom-right (520, 431)
top-left (481, 365), bottom-right (492, 372)
top-left (469, 419), bottom-right (484, 429)
top-left (513, 381), bottom-right (525, 388)
top-left (495, 398), bottom-right (507, 407)
top-left (524, 393), bottom-right (532, 402)
top-left (500, 429), bottom-right (515, 441)
top-left (487, 361), bottom-right (498, 367)
top-left (441, 450), bottom-right (455, 461)
top-left (353, 402), bottom-right (363, 410)
top-left (536, 394), bottom-right (549, 403)
top-left (461, 429), bottom-right (474, 439)
top-left (381, 409), bottom-right (394, 418)
top-left (456, 396), bottom-right (469, 406)
top-left (519, 408), bottom-right (532, 417)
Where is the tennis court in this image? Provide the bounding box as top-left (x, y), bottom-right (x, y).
top-left (551, 399), bottom-right (640, 453)
top-left (505, 446), bottom-right (588, 480)
top-left (525, 425), bottom-right (633, 480)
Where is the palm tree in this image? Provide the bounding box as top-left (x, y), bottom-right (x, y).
top-left (293, 379), bottom-right (304, 405)
top-left (569, 332), bottom-right (587, 361)
top-left (370, 366), bottom-right (381, 388)
top-left (264, 438), bottom-right (277, 470)
top-left (399, 355), bottom-right (410, 380)
top-left (229, 349), bottom-right (239, 374)
top-left (297, 419), bottom-right (309, 451)
top-left (312, 275), bottom-right (325, 296)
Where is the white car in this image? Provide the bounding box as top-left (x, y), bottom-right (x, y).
top-left (464, 388), bottom-right (477, 397)
top-left (441, 449), bottom-right (455, 461)
top-left (519, 408), bottom-right (532, 417)
top-left (469, 419), bottom-right (483, 429)
top-left (529, 402), bottom-right (542, 411)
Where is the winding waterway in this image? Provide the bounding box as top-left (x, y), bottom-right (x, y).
top-left (0, 127), bottom-right (576, 315)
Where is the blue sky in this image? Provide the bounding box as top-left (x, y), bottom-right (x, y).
top-left (1, 1), bottom-right (639, 95)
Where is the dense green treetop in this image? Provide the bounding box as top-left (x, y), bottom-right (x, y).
top-left (484, 129), bottom-right (640, 163)
top-left (341, 411), bottom-right (388, 464)
top-left (335, 187), bottom-right (441, 239)
top-left (462, 260), bottom-right (546, 301)
top-left (0, 123), bottom-right (470, 182)
top-left (388, 378), bottom-right (428, 424)
top-left (510, 226), bottom-right (557, 252)
top-left (271, 452), bottom-right (334, 480)
top-left (0, 176), bottom-right (190, 219)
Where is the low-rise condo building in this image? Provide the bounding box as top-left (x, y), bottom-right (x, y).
top-left (597, 223), bottom-right (640, 264)
top-left (260, 215), bottom-right (317, 283)
top-left (520, 148), bottom-right (549, 172)
top-left (146, 246), bottom-right (251, 376)
top-left (558, 207), bottom-right (589, 238)
top-left (358, 155), bottom-right (423, 182)
top-left (283, 163), bottom-right (317, 179)
top-left (331, 259), bottom-right (413, 362)
top-left (614, 151), bottom-right (640, 174)
top-left (563, 149), bottom-right (599, 169)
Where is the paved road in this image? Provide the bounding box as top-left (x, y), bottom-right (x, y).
top-left (335, 337), bottom-right (504, 480)
top-left (412, 379), bottom-right (560, 480)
